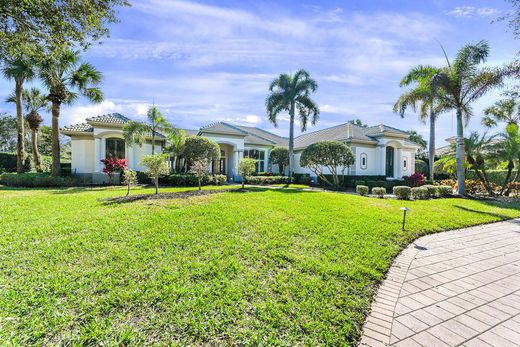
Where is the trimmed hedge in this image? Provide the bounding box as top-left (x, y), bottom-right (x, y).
top-left (371, 187), bottom-right (386, 198)
top-left (293, 173), bottom-right (312, 185)
top-left (411, 186), bottom-right (429, 200)
top-left (437, 185), bottom-right (453, 198)
top-left (466, 170), bottom-right (508, 186)
top-left (168, 173), bottom-right (227, 187)
top-left (393, 186), bottom-right (411, 200)
top-left (318, 175), bottom-right (387, 188)
top-left (0, 152), bottom-right (17, 172)
top-left (0, 172), bottom-right (78, 187)
top-left (245, 176), bottom-right (289, 185)
top-left (422, 185), bottom-right (439, 198)
top-left (356, 185), bottom-right (369, 196)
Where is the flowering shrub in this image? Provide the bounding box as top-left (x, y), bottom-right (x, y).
top-left (356, 185), bottom-right (369, 196)
top-left (371, 187), bottom-right (386, 198)
top-left (101, 158), bottom-right (128, 178)
top-left (402, 172), bottom-right (425, 187)
top-left (393, 186), bottom-right (411, 200)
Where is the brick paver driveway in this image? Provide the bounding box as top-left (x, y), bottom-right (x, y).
top-left (360, 219), bottom-right (520, 346)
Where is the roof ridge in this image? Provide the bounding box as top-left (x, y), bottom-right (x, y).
top-left (236, 125), bottom-right (288, 140)
top-left (295, 122), bottom-right (351, 139)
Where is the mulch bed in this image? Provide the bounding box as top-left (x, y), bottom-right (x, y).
top-left (101, 188), bottom-right (247, 204)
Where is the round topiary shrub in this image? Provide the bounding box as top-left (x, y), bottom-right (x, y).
top-left (411, 186), bottom-right (429, 200)
top-left (372, 187), bottom-right (386, 198)
top-left (437, 185), bottom-right (453, 198)
top-left (356, 185), bottom-right (369, 196)
top-left (393, 186), bottom-right (411, 200)
top-left (422, 185), bottom-right (439, 198)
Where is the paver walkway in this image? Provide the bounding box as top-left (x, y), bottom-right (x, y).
top-left (360, 219), bottom-right (520, 346)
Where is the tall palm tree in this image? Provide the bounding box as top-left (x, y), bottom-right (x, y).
top-left (7, 88), bottom-right (48, 171)
top-left (123, 106), bottom-right (174, 155)
top-left (266, 69), bottom-right (319, 179)
top-left (482, 98), bottom-right (520, 127)
top-left (394, 65), bottom-right (448, 181)
top-left (430, 40), bottom-right (519, 195)
top-left (1, 58), bottom-right (35, 173)
top-left (39, 50), bottom-right (103, 176)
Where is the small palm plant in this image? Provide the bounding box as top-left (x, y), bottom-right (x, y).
top-left (124, 106), bottom-right (174, 155)
top-left (39, 50), bottom-right (103, 176)
top-left (7, 88), bottom-right (48, 172)
top-left (2, 58), bottom-right (35, 172)
top-left (266, 69), bottom-right (319, 180)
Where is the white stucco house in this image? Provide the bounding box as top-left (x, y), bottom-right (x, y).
top-left (61, 113), bottom-right (420, 183)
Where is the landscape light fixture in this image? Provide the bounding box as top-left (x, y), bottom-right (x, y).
top-left (400, 207), bottom-right (410, 231)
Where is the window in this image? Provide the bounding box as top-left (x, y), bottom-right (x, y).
top-left (403, 158), bottom-right (408, 170)
top-left (106, 138), bottom-right (125, 159)
top-left (244, 149), bottom-right (265, 172)
top-left (360, 153), bottom-right (367, 170)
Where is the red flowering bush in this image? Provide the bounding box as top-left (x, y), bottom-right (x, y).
top-left (101, 158), bottom-right (128, 178)
top-left (403, 172), bottom-right (425, 187)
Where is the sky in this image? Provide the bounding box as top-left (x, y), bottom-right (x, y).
top-left (1, 0), bottom-right (519, 148)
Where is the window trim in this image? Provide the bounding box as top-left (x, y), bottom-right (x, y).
top-left (360, 153), bottom-right (368, 170)
top-left (105, 137), bottom-right (125, 159)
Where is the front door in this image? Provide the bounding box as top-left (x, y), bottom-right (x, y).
top-left (386, 147), bottom-right (394, 177)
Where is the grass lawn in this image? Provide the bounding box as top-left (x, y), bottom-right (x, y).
top-left (1, 185), bottom-right (519, 345)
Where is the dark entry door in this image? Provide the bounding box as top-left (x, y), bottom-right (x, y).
top-left (386, 147), bottom-right (394, 177)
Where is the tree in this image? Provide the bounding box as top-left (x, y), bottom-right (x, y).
top-left (190, 159), bottom-right (209, 190)
top-left (300, 141), bottom-right (355, 189)
top-left (238, 158), bottom-right (257, 189)
top-left (489, 123), bottom-right (520, 195)
top-left (39, 50), bottom-right (103, 176)
top-left (266, 69), bottom-right (319, 180)
top-left (1, 1), bottom-right (129, 61)
top-left (165, 128), bottom-right (186, 172)
top-left (100, 157), bottom-right (128, 183)
top-left (0, 114), bottom-right (17, 152)
top-left (270, 146), bottom-right (289, 175)
top-left (482, 98), bottom-right (520, 128)
top-left (181, 136), bottom-right (220, 167)
top-left (348, 119), bottom-right (367, 127)
top-left (140, 154), bottom-right (170, 194)
top-left (394, 64), bottom-right (448, 182)
top-left (407, 131), bottom-right (427, 151)
top-left (123, 106), bottom-right (174, 155)
top-left (7, 88), bottom-right (48, 171)
top-left (430, 40), bottom-right (519, 195)
top-left (2, 58), bottom-right (35, 173)
top-left (122, 169), bottom-right (138, 197)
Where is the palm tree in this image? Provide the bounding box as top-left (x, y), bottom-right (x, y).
top-left (482, 98), bottom-right (520, 128)
top-left (266, 69), bottom-right (319, 179)
top-left (7, 88), bottom-right (48, 171)
top-left (490, 124), bottom-right (520, 195)
top-left (165, 128), bottom-right (186, 172)
top-left (123, 106), bottom-right (174, 155)
top-left (430, 40), bottom-right (519, 195)
top-left (394, 65), bottom-right (448, 181)
top-left (39, 50), bottom-right (103, 176)
top-left (464, 131), bottom-right (495, 195)
top-left (1, 58), bottom-right (35, 173)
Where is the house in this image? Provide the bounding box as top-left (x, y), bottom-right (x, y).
top-left (61, 113), bottom-right (420, 183)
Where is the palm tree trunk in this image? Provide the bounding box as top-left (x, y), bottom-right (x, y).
top-left (31, 128), bottom-right (42, 172)
top-left (499, 160), bottom-right (514, 195)
top-left (429, 110), bottom-right (435, 182)
top-left (288, 101), bottom-right (295, 183)
top-left (15, 80), bottom-right (26, 173)
top-left (51, 101), bottom-right (61, 177)
top-left (455, 108), bottom-right (465, 196)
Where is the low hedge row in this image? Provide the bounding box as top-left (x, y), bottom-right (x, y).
top-left (167, 173), bottom-right (227, 187)
top-left (0, 172), bottom-right (78, 187)
top-left (355, 184), bottom-right (453, 200)
top-left (245, 175), bottom-right (289, 185)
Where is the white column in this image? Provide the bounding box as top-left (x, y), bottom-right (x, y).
top-left (395, 147), bottom-right (403, 178)
top-left (94, 137), bottom-right (102, 172)
top-left (378, 145), bottom-right (386, 176)
top-left (127, 144), bottom-right (134, 170)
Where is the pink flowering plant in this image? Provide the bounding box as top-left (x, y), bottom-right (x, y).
top-left (101, 158), bottom-right (128, 178)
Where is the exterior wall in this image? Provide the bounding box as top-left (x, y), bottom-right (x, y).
top-left (71, 138), bottom-right (95, 174)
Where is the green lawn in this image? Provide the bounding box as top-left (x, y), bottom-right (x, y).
top-left (1, 186), bottom-right (519, 346)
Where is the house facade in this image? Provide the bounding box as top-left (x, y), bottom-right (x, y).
top-left (61, 113), bottom-right (420, 183)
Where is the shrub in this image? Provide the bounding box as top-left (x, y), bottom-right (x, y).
top-left (411, 186), bottom-right (429, 200)
top-left (356, 185), bottom-right (369, 196)
top-left (354, 180), bottom-right (366, 187)
top-left (422, 185), bottom-right (439, 198)
top-left (437, 185), bottom-right (453, 198)
top-left (182, 136), bottom-right (220, 165)
top-left (270, 146), bottom-right (289, 174)
top-left (376, 180), bottom-right (387, 188)
top-left (238, 158), bottom-right (257, 189)
top-left (212, 174), bottom-right (227, 185)
top-left (293, 173), bottom-right (312, 185)
top-left (0, 172), bottom-right (77, 187)
top-left (168, 173), bottom-right (226, 186)
top-left (101, 158), bottom-right (128, 178)
top-left (122, 170), bottom-right (138, 196)
top-left (0, 152), bottom-right (17, 172)
top-left (190, 159), bottom-right (210, 190)
top-left (371, 187), bottom-right (386, 198)
top-left (136, 171), bottom-right (151, 184)
top-left (393, 186), bottom-right (411, 200)
top-left (436, 179), bottom-right (456, 188)
top-left (245, 176), bottom-right (289, 185)
top-left (366, 180), bottom-right (377, 189)
top-left (454, 180), bottom-right (489, 196)
top-left (60, 162), bottom-right (72, 176)
top-left (140, 154), bottom-right (170, 194)
top-left (403, 172), bottom-right (425, 187)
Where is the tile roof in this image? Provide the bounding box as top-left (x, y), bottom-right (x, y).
top-left (364, 124), bottom-right (409, 137)
top-left (182, 129), bottom-right (199, 136)
top-left (61, 123), bottom-right (94, 133)
top-left (293, 123), bottom-right (377, 150)
top-left (234, 125), bottom-right (288, 147)
top-left (199, 122), bottom-right (248, 136)
top-left (86, 113), bottom-right (130, 125)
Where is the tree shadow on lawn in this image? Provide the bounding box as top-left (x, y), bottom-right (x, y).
top-left (454, 202), bottom-right (520, 221)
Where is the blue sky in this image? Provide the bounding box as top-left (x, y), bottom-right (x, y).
top-left (1, 0), bottom-right (518, 147)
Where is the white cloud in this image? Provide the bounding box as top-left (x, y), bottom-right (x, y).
top-left (446, 6), bottom-right (501, 18)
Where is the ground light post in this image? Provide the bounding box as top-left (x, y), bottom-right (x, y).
top-left (400, 207), bottom-right (410, 231)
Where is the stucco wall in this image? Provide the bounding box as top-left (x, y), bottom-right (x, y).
top-left (71, 138), bottom-right (95, 174)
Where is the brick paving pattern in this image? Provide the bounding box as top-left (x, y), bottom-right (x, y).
top-left (360, 219), bottom-right (520, 346)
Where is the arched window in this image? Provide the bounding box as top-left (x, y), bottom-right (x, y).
top-left (360, 153), bottom-right (367, 170)
top-left (403, 158), bottom-right (408, 170)
top-left (106, 138), bottom-right (125, 159)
